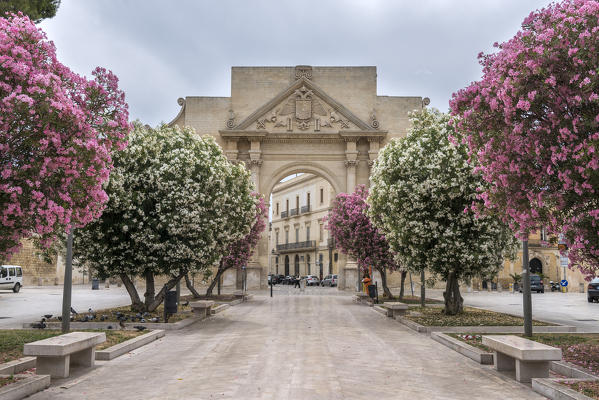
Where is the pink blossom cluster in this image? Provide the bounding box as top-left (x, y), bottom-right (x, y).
top-left (562, 343), bottom-right (599, 374)
top-left (450, 0), bottom-right (599, 278)
top-left (325, 185), bottom-right (398, 272)
top-left (0, 13), bottom-right (130, 258)
top-left (221, 194), bottom-right (268, 271)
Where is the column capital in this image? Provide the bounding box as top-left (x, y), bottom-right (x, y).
top-left (345, 160), bottom-right (358, 168)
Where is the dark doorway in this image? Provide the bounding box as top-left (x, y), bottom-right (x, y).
top-left (306, 255), bottom-right (311, 274)
top-left (285, 255), bottom-right (290, 276)
top-left (294, 255), bottom-right (300, 276)
top-left (319, 254), bottom-right (323, 280)
top-left (530, 258), bottom-right (543, 274)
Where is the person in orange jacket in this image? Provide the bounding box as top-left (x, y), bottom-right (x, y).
top-left (362, 272), bottom-right (372, 293)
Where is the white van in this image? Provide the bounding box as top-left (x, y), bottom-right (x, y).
top-left (0, 265), bottom-right (23, 293)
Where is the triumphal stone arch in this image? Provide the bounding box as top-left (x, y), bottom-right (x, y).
top-left (169, 66), bottom-right (423, 289)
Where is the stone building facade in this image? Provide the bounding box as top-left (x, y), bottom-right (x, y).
top-left (2, 239), bottom-right (86, 286)
top-left (269, 174), bottom-right (339, 280)
top-left (169, 65), bottom-right (424, 289)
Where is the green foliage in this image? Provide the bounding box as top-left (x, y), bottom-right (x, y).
top-left (509, 273), bottom-right (522, 283)
top-left (368, 109), bottom-right (518, 282)
top-left (0, 0), bottom-right (61, 23)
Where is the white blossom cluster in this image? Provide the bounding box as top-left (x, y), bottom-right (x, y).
top-left (368, 109), bottom-right (517, 282)
top-left (74, 123), bottom-right (256, 279)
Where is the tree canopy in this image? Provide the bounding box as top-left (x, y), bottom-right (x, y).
top-left (450, 0), bottom-right (599, 279)
top-left (0, 13), bottom-right (130, 259)
top-left (75, 123), bottom-right (256, 311)
top-left (368, 109), bottom-right (517, 314)
top-left (326, 185), bottom-right (397, 297)
top-left (0, 1), bottom-right (61, 23)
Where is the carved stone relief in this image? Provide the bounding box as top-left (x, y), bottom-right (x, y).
top-left (255, 86), bottom-right (352, 132)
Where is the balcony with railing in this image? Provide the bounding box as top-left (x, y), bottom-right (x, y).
top-left (301, 205), bottom-right (311, 214)
top-left (290, 208), bottom-right (299, 216)
top-left (276, 240), bottom-right (316, 253)
top-left (281, 210), bottom-right (288, 218)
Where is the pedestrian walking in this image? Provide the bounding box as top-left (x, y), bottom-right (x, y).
top-left (294, 275), bottom-right (300, 288)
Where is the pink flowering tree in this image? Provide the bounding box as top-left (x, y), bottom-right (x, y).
top-left (195, 194), bottom-right (268, 297)
top-left (450, 0), bottom-right (599, 279)
top-left (325, 185), bottom-right (397, 297)
top-left (0, 13), bottom-right (130, 258)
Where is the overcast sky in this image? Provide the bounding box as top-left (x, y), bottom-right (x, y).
top-left (40, 0), bottom-right (551, 126)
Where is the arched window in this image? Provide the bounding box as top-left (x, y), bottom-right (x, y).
top-left (294, 255), bottom-right (300, 276)
top-left (530, 258), bottom-right (543, 274)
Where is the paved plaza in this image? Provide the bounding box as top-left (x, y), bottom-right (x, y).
top-left (30, 288), bottom-right (542, 400)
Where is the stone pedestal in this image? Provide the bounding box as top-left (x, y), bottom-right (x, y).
top-left (342, 259), bottom-right (359, 291)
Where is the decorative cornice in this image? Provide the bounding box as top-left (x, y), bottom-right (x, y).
top-left (167, 97), bottom-right (186, 127)
top-left (295, 65), bottom-right (312, 80)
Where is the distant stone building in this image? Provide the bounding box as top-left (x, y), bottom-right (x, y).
top-left (2, 239), bottom-right (86, 286)
top-left (169, 65), bottom-right (424, 289)
top-left (269, 174), bottom-right (338, 280)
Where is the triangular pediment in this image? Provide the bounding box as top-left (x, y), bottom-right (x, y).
top-left (233, 77), bottom-right (375, 133)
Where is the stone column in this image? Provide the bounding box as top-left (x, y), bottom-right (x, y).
top-left (344, 138), bottom-right (358, 192)
top-left (247, 139), bottom-right (264, 288)
top-left (224, 138), bottom-right (239, 161)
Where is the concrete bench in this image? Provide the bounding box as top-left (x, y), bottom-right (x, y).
top-left (380, 302), bottom-right (409, 318)
top-left (354, 292), bottom-right (369, 303)
top-left (482, 335), bottom-right (562, 383)
top-left (23, 331), bottom-right (105, 378)
top-left (190, 300), bottom-right (215, 318)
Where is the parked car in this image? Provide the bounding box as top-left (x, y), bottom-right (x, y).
top-left (519, 274), bottom-right (544, 293)
top-left (321, 274), bottom-right (338, 287)
top-left (284, 276), bottom-right (298, 285)
top-left (274, 275), bottom-right (285, 284)
top-left (0, 265), bottom-right (23, 293)
top-left (305, 275), bottom-right (319, 286)
top-left (588, 277), bottom-right (599, 303)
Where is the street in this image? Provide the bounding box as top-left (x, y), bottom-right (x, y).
top-left (30, 289), bottom-right (542, 400)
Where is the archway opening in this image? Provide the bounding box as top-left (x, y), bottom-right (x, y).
top-left (530, 258), bottom-right (543, 275)
top-left (266, 172), bottom-right (341, 283)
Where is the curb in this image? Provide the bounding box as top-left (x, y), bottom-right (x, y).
top-left (430, 332), bottom-right (493, 364)
top-left (0, 357), bottom-right (35, 375)
top-left (211, 304), bottom-right (230, 314)
top-left (551, 361), bottom-right (599, 380)
top-left (532, 378), bottom-right (596, 400)
top-left (0, 374), bottom-right (50, 400)
top-left (95, 330), bottom-right (165, 361)
top-left (393, 317), bottom-right (575, 335)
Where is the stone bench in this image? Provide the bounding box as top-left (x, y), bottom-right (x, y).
top-left (190, 300), bottom-right (215, 318)
top-left (23, 331), bottom-right (105, 378)
top-left (482, 335), bottom-right (562, 383)
top-left (354, 292), bottom-right (369, 303)
top-left (380, 302), bottom-right (409, 318)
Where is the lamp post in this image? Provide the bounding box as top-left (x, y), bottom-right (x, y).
top-left (522, 238), bottom-right (533, 337)
top-left (61, 229), bottom-right (73, 333)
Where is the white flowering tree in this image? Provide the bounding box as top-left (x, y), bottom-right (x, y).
top-left (368, 109), bottom-right (517, 314)
top-left (75, 123), bottom-right (256, 312)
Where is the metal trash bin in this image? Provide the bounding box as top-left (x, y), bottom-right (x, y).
top-left (367, 284), bottom-right (377, 299)
top-left (91, 279), bottom-right (100, 290)
top-left (165, 290), bottom-right (178, 314)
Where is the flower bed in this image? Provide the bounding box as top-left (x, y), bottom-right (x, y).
top-left (404, 306), bottom-right (553, 327)
top-left (49, 302), bottom-right (193, 325)
top-left (451, 333), bottom-right (599, 377)
top-left (378, 295), bottom-right (442, 305)
top-left (0, 330), bottom-right (144, 364)
top-left (560, 380), bottom-right (599, 399)
top-left (0, 375), bottom-right (21, 388)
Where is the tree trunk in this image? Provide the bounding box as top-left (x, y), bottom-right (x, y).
top-left (145, 273), bottom-right (184, 312)
top-left (120, 273), bottom-right (144, 312)
top-left (399, 270), bottom-right (407, 300)
top-left (206, 268), bottom-right (227, 297)
top-left (144, 270), bottom-right (155, 307)
top-left (184, 273), bottom-right (202, 298)
top-left (443, 271), bottom-right (463, 315)
top-left (377, 267), bottom-right (393, 298)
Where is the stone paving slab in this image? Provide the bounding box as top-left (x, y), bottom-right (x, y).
top-left (29, 292), bottom-right (543, 399)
